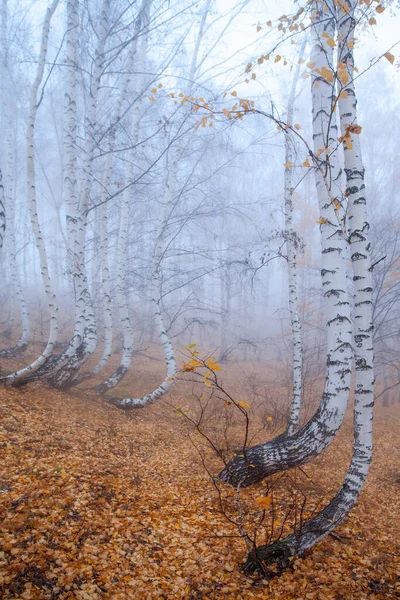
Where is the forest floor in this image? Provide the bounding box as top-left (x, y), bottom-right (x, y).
top-left (0, 347), bottom-right (399, 599)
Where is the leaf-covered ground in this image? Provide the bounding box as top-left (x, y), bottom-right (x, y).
top-left (0, 357), bottom-right (399, 599)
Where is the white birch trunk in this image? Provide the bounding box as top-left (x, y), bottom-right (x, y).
top-left (89, 196), bottom-right (112, 374)
top-left (2, 0), bottom-right (60, 382)
top-left (0, 168), bottom-right (5, 249)
top-left (0, 118), bottom-right (30, 357)
top-left (95, 1), bottom-right (149, 391)
top-left (284, 43), bottom-right (306, 437)
top-left (0, 0), bottom-right (29, 356)
top-left (0, 1), bottom-right (5, 249)
top-left (242, 2), bottom-right (374, 570)
top-left (46, 0), bottom-right (110, 387)
top-left (109, 0), bottom-right (213, 408)
top-left (219, 1), bottom-right (353, 486)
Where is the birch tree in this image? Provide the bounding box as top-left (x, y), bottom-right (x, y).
top-left (224, 0), bottom-right (375, 571)
top-left (283, 43), bottom-right (306, 436)
top-left (109, 0), bottom-right (214, 408)
top-left (1, 0), bottom-right (60, 382)
top-left (0, 168), bottom-right (4, 249)
top-left (95, 0), bottom-right (150, 393)
top-left (0, 0), bottom-right (30, 357)
top-left (219, 0), bottom-right (354, 487)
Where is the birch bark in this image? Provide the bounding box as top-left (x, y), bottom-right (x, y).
top-left (109, 0), bottom-right (213, 408)
top-left (219, 1), bottom-right (353, 487)
top-left (2, 0), bottom-right (60, 382)
top-left (283, 42), bottom-right (306, 437)
top-left (240, 1), bottom-right (374, 570)
top-left (0, 168), bottom-right (4, 249)
top-left (46, 0), bottom-right (111, 388)
top-left (0, 0), bottom-right (29, 356)
top-left (95, 0), bottom-right (149, 392)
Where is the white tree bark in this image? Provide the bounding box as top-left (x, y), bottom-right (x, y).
top-left (283, 42), bottom-right (306, 437)
top-left (89, 195), bottom-right (112, 375)
top-left (46, 0), bottom-right (111, 388)
top-left (0, 0), bottom-right (29, 356)
top-left (109, 158), bottom-right (177, 407)
top-left (219, 1), bottom-right (353, 486)
top-left (110, 0), bottom-right (214, 408)
top-left (1, 0), bottom-right (60, 382)
top-left (0, 168), bottom-right (5, 249)
top-left (242, 1), bottom-right (375, 571)
top-left (95, 0), bottom-right (149, 392)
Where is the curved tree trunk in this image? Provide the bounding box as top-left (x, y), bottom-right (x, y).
top-left (45, 0), bottom-right (111, 388)
top-left (0, 0), bottom-right (29, 357)
top-left (242, 0), bottom-right (374, 573)
top-left (1, 0), bottom-right (60, 383)
top-left (218, 1), bottom-right (352, 487)
top-left (283, 42), bottom-right (306, 437)
top-left (95, 0), bottom-right (149, 393)
top-left (108, 0), bottom-right (214, 409)
top-left (0, 114), bottom-right (30, 357)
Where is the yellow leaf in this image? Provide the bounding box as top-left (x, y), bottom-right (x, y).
top-left (384, 52), bottom-right (395, 65)
top-left (339, 90), bottom-right (348, 99)
top-left (251, 72), bottom-right (256, 79)
top-left (326, 37), bottom-right (336, 47)
top-left (307, 61), bottom-right (316, 69)
top-left (338, 69), bottom-right (349, 85)
top-left (369, 17), bottom-right (377, 25)
top-left (238, 400), bottom-right (250, 408)
top-left (204, 380), bottom-right (212, 387)
top-left (231, 91), bottom-right (237, 97)
top-left (376, 5), bottom-right (385, 12)
top-left (274, 55), bottom-right (281, 63)
top-left (317, 217), bottom-right (329, 225)
top-left (151, 88), bottom-right (157, 94)
top-left (333, 200), bottom-right (342, 211)
top-left (348, 124), bottom-right (362, 134)
top-left (284, 162), bottom-right (292, 168)
top-left (254, 496), bottom-right (272, 509)
top-left (149, 96), bottom-right (156, 102)
top-left (318, 66), bottom-right (334, 83)
top-left (294, 124), bottom-right (301, 130)
top-left (266, 416), bottom-right (273, 422)
top-left (303, 158), bottom-right (310, 167)
top-left (206, 358), bottom-right (222, 372)
top-left (257, 24), bottom-right (262, 32)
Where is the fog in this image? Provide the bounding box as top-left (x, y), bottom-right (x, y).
top-left (0, 0), bottom-right (399, 399)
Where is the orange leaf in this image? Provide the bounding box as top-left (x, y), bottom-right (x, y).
top-left (254, 496), bottom-right (272, 509)
top-left (238, 400), bottom-right (250, 408)
top-left (384, 52), bottom-right (395, 65)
